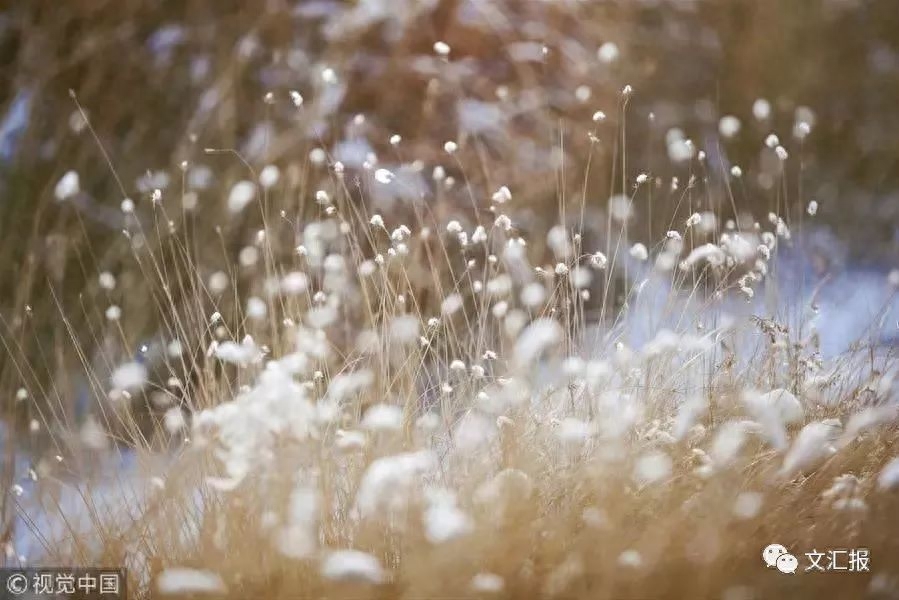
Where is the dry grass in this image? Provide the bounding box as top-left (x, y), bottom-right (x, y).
top-left (2, 2), bottom-right (899, 599)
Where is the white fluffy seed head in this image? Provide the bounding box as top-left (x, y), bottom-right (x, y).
top-left (389, 314), bottom-right (420, 344)
top-left (629, 243), bottom-right (648, 261)
top-left (321, 550), bottom-right (384, 584)
top-left (633, 451), bottom-right (672, 485)
top-left (888, 270), bottom-right (899, 289)
top-left (590, 252), bottom-right (608, 269)
top-left (470, 573), bottom-right (504, 593)
top-left (156, 569), bottom-right (226, 595)
top-left (492, 185), bottom-right (512, 204)
top-left (753, 98), bottom-right (771, 121)
top-left (111, 362), bottom-right (147, 392)
top-left (781, 421), bottom-right (839, 476)
top-left (98, 272), bottom-right (116, 290)
top-left (514, 318), bottom-right (563, 366)
top-left (246, 297), bottom-right (267, 320)
top-left (733, 492), bottom-right (764, 519)
top-left (807, 200), bottom-right (819, 216)
top-left (424, 491), bottom-right (473, 544)
top-left (55, 171), bottom-right (80, 201)
top-left (259, 165), bottom-right (280, 188)
top-left (575, 85), bottom-right (591, 102)
top-left (878, 457), bottom-right (899, 490)
top-left (618, 550), bottom-right (643, 569)
top-left (609, 194), bottom-right (632, 222)
top-left (520, 282), bottom-right (546, 308)
top-left (686, 212), bottom-right (702, 228)
top-left (227, 180), bottom-right (256, 213)
top-left (309, 148), bottom-right (327, 165)
top-left (597, 42), bottom-right (620, 64)
top-left (281, 271), bottom-right (309, 295)
top-left (374, 168), bottom-right (394, 184)
top-left (321, 67), bottom-right (337, 84)
top-left (794, 121), bottom-right (811, 139)
top-left (718, 115), bottom-right (741, 138)
top-left (362, 404), bottom-right (404, 432)
top-left (208, 271), bottom-right (229, 294)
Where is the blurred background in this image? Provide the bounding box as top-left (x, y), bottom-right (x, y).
top-left (1, 0), bottom-right (899, 450)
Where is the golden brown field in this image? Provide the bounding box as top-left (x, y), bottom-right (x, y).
top-left (2, 2), bottom-right (899, 599)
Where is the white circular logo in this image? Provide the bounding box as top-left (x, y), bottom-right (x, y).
top-left (763, 543), bottom-right (788, 568)
top-left (6, 573), bottom-right (28, 595)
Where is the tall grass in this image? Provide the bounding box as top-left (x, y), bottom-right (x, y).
top-left (3, 4), bottom-right (899, 599)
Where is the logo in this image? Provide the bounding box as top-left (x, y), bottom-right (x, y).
top-left (763, 543), bottom-right (798, 574)
top-left (1, 568), bottom-right (126, 598)
top-left (5, 572), bottom-right (28, 595)
top-left (762, 544), bottom-right (870, 574)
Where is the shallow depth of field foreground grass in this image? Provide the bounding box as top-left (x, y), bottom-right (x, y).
top-left (12, 127), bottom-right (899, 598)
top-left (4, 5), bottom-right (899, 599)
